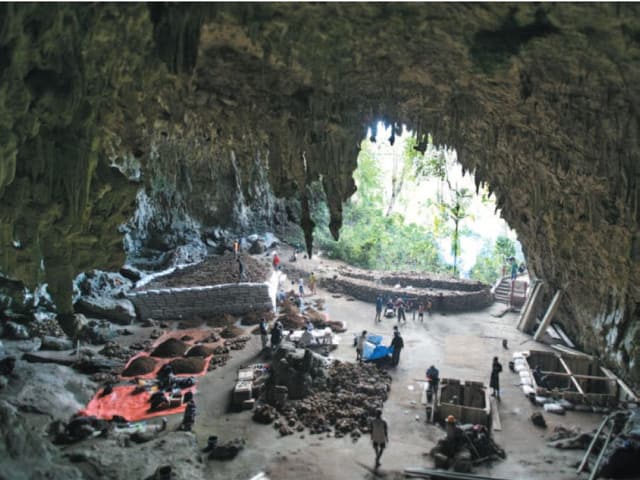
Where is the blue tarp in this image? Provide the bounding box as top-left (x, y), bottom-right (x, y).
top-left (363, 340), bottom-right (393, 361)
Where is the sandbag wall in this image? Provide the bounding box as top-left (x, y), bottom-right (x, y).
top-left (128, 283), bottom-right (274, 320)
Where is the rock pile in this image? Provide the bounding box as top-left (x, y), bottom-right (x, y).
top-left (29, 318), bottom-right (65, 338)
top-left (258, 343), bottom-right (392, 438)
top-left (99, 341), bottom-right (133, 361)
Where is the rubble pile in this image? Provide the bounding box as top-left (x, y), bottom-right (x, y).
top-left (223, 336), bottom-right (251, 351)
top-left (260, 343), bottom-right (391, 438)
top-left (220, 325), bottom-right (244, 339)
top-left (276, 298), bottom-right (345, 333)
top-left (99, 341), bottom-right (133, 361)
top-left (28, 318), bottom-right (65, 338)
top-left (430, 423), bottom-right (506, 473)
top-left (241, 310), bottom-right (274, 326)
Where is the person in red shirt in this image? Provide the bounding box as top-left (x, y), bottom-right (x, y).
top-left (272, 252), bottom-right (280, 270)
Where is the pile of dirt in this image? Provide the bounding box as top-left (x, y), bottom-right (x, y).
top-left (280, 300), bottom-right (299, 315)
top-left (277, 313), bottom-right (306, 330)
top-left (169, 357), bottom-right (206, 374)
top-left (241, 310), bottom-right (274, 326)
top-left (185, 345), bottom-right (214, 357)
top-left (151, 338), bottom-right (189, 358)
top-left (139, 252), bottom-right (271, 289)
top-left (220, 325), bottom-right (245, 339)
top-left (122, 356), bottom-right (157, 377)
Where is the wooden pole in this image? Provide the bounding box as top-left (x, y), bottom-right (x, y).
top-left (577, 415), bottom-right (611, 474)
top-left (517, 281), bottom-right (543, 332)
top-left (558, 356), bottom-right (585, 395)
top-left (588, 421), bottom-right (614, 480)
top-left (533, 290), bottom-right (563, 341)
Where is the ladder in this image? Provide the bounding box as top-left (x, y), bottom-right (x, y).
top-left (576, 414), bottom-right (615, 479)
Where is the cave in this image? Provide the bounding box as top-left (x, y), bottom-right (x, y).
top-left (1, 3), bottom-right (640, 478)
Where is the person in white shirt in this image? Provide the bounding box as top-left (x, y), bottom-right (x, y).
top-left (356, 330), bottom-right (367, 362)
top-left (370, 409), bottom-right (388, 469)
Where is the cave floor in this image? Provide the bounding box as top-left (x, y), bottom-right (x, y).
top-left (184, 281), bottom-right (602, 480)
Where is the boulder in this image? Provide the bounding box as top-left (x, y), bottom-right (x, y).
top-left (41, 336), bottom-right (74, 351)
top-left (208, 438), bottom-right (245, 461)
top-left (249, 239), bottom-right (266, 254)
top-left (4, 321), bottom-right (30, 340)
top-left (531, 412), bottom-right (547, 428)
top-left (75, 297), bottom-right (137, 325)
top-left (73, 357), bottom-right (121, 374)
top-left (79, 319), bottom-right (117, 345)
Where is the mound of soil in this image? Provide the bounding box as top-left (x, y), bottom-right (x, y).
top-left (280, 299), bottom-right (299, 315)
top-left (139, 253), bottom-right (271, 289)
top-left (185, 345), bottom-right (214, 357)
top-left (241, 310), bottom-right (275, 326)
top-left (122, 356), bottom-right (157, 377)
top-left (169, 357), bottom-right (206, 374)
top-left (305, 307), bottom-right (326, 324)
top-left (151, 338), bottom-right (189, 358)
top-left (278, 313), bottom-right (306, 330)
top-left (220, 325), bottom-right (245, 339)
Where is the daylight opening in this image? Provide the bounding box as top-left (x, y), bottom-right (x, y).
top-left (313, 122), bottom-right (526, 285)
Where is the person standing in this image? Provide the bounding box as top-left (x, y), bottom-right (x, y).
top-left (233, 239), bottom-right (240, 259)
top-left (259, 318), bottom-right (269, 350)
top-left (237, 257), bottom-right (246, 282)
top-left (272, 252), bottom-right (280, 270)
top-left (180, 391), bottom-right (196, 431)
top-left (356, 330), bottom-right (367, 363)
top-left (490, 356), bottom-right (503, 399)
top-left (298, 278), bottom-right (305, 297)
top-left (510, 260), bottom-right (518, 282)
top-left (271, 324), bottom-right (283, 351)
top-left (417, 302), bottom-right (425, 322)
top-left (391, 330), bottom-right (404, 366)
top-left (396, 299), bottom-right (406, 323)
top-left (370, 409), bottom-right (388, 469)
top-left (375, 295), bottom-right (383, 322)
top-left (309, 272), bottom-right (317, 295)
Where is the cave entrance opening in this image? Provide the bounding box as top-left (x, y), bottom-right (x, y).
top-left (312, 122), bottom-right (526, 285)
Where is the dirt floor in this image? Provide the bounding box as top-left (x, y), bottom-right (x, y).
top-left (173, 248), bottom-right (604, 480)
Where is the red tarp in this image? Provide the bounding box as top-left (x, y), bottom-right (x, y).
top-left (79, 384), bottom-right (196, 422)
top-left (80, 327), bottom-right (233, 422)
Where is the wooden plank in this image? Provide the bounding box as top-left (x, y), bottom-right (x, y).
top-left (558, 355), bottom-right (585, 395)
top-left (533, 290), bottom-right (563, 341)
top-left (577, 415), bottom-right (611, 473)
top-left (550, 344), bottom-right (593, 358)
top-left (546, 325), bottom-right (562, 340)
top-left (404, 467), bottom-right (511, 480)
top-left (601, 367), bottom-right (639, 402)
top-left (518, 281), bottom-right (543, 332)
top-left (539, 371), bottom-right (617, 381)
top-left (551, 322), bottom-right (576, 348)
top-left (490, 396), bottom-right (501, 431)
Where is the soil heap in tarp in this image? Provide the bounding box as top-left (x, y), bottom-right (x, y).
top-left (151, 338), bottom-right (189, 358)
top-left (141, 253), bottom-right (271, 289)
top-left (122, 356), bottom-right (157, 376)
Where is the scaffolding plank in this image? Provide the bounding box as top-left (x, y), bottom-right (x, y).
top-left (533, 290), bottom-right (563, 341)
top-left (601, 367), bottom-right (639, 402)
top-left (558, 356), bottom-right (585, 395)
top-left (517, 281), bottom-right (543, 332)
top-left (490, 397), bottom-right (501, 431)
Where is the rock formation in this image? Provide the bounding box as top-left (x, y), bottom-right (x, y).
top-left (1, 4), bottom-right (640, 382)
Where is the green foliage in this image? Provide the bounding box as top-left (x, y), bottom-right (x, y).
top-left (311, 141), bottom-right (444, 273)
top-left (469, 235), bottom-right (517, 284)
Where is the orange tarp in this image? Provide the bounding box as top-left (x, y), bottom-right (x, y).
top-left (79, 385), bottom-right (196, 422)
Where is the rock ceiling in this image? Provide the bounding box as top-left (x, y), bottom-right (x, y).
top-left (1, 3), bottom-right (639, 382)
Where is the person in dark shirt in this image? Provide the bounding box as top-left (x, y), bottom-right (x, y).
top-left (375, 296), bottom-right (383, 322)
top-left (390, 331), bottom-right (404, 366)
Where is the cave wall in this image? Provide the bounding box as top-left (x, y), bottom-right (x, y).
top-left (1, 3), bottom-right (640, 383)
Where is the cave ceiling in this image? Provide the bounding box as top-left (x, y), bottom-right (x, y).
top-left (1, 3), bottom-right (640, 381)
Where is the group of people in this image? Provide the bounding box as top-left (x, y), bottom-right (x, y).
top-left (259, 317), bottom-right (285, 352)
top-left (375, 295), bottom-right (433, 323)
top-left (146, 363), bottom-right (198, 432)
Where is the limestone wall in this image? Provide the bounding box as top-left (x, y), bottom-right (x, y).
top-left (128, 283), bottom-right (274, 320)
top-left (320, 276), bottom-right (493, 312)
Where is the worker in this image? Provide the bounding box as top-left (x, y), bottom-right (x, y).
top-left (417, 302), bottom-right (425, 322)
top-left (390, 330), bottom-right (404, 366)
top-left (309, 272), bottom-right (317, 295)
top-left (426, 365), bottom-right (440, 403)
top-left (271, 323), bottom-right (283, 351)
top-left (233, 239), bottom-right (240, 259)
top-left (396, 298), bottom-right (406, 323)
top-left (298, 278), bottom-right (305, 297)
top-left (149, 390), bottom-right (170, 411)
top-left (370, 409), bottom-right (389, 469)
top-left (259, 318), bottom-right (269, 350)
top-left (180, 391), bottom-right (196, 431)
top-left (272, 252), bottom-right (281, 270)
top-left (490, 356), bottom-right (503, 399)
top-left (356, 330), bottom-right (367, 363)
top-left (237, 257), bottom-right (246, 282)
top-left (157, 363), bottom-right (175, 390)
top-left (375, 295), bottom-right (383, 322)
